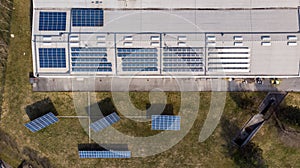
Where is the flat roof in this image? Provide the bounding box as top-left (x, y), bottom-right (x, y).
top-left (31, 2), bottom-right (300, 78)
top-left (33, 0), bottom-right (300, 9)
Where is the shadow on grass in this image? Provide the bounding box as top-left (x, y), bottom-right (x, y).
top-left (86, 97), bottom-right (117, 123)
top-left (22, 147), bottom-right (52, 168)
top-left (146, 103), bottom-right (174, 119)
top-left (78, 143), bottom-right (129, 151)
top-left (25, 98), bottom-right (58, 121)
top-left (276, 105), bottom-right (300, 130)
top-left (229, 93), bottom-right (256, 111)
top-left (220, 118), bottom-right (268, 168)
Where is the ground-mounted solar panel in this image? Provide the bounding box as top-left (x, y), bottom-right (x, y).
top-left (39, 12), bottom-right (67, 31)
top-left (24, 112), bottom-right (58, 132)
top-left (72, 8), bottom-right (104, 27)
top-left (79, 151), bottom-right (131, 158)
top-left (90, 112), bottom-right (120, 132)
top-left (39, 48), bottom-right (66, 68)
top-left (151, 115), bottom-right (180, 130)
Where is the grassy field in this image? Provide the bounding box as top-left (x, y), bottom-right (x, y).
top-left (0, 0), bottom-right (300, 167)
top-left (0, 0), bottom-right (13, 123)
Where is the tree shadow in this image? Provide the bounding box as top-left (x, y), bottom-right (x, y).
top-left (229, 92), bottom-right (265, 113)
top-left (78, 143), bottom-right (129, 151)
top-left (22, 147), bottom-right (52, 168)
top-left (146, 103), bottom-right (174, 119)
top-left (86, 97), bottom-right (117, 123)
top-left (220, 118), bottom-right (268, 168)
top-left (276, 105), bottom-right (300, 130)
top-left (25, 97), bottom-right (58, 121)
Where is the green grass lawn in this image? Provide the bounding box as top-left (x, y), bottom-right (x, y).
top-left (0, 0), bottom-right (300, 167)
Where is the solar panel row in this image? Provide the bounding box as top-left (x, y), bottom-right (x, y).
top-left (151, 115), bottom-right (181, 131)
top-left (72, 68), bottom-right (112, 72)
top-left (207, 47), bottom-right (250, 72)
top-left (24, 112), bottom-right (59, 132)
top-left (39, 12), bottom-right (66, 31)
top-left (163, 47), bottom-right (204, 72)
top-left (117, 48), bottom-right (158, 53)
top-left (79, 151), bottom-right (131, 158)
top-left (72, 9), bottom-right (104, 27)
top-left (90, 112), bottom-right (120, 132)
top-left (123, 67), bottom-right (158, 72)
top-left (39, 48), bottom-right (66, 68)
top-left (118, 48), bottom-right (159, 72)
top-left (71, 47), bottom-right (112, 72)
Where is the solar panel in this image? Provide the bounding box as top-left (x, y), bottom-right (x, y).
top-left (79, 151), bottom-right (131, 158)
top-left (72, 9), bottom-right (104, 27)
top-left (39, 48), bottom-right (66, 68)
top-left (151, 115), bottom-right (181, 130)
top-left (90, 112), bottom-right (120, 132)
top-left (39, 12), bottom-right (66, 31)
top-left (24, 112), bottom-right (59, 132)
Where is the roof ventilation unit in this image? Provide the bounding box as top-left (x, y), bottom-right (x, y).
top-left (178, 36), bottom-right (187, 41)
top-left (150, 36), bottom-right (160, 41)
top-left (261, 42), bottom-right (271, 46)
top-left (124, 36), bottom-right (133, 41)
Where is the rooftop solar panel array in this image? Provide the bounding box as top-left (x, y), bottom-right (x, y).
top-left (79, 151), bottom-right (131, 158)
top-left (151, 115), bottom-right (181, 130)
top-left (71, 47), bottom-right (112, 72)
top-left (117, 48), bottom-right (159, 72)
top-left (39, 48), bottom-right (66, 68)
top-left (163, 47), bottom-right (204, 72)
top-left (24, 112), bottom-right (59, 132)
top-left (207, 47), bottom-right (251, 73)
top-left (39, 12), bottom-right (67, 31)
top-left (90, 112), bottom-right (120, 132)
top-left (72, 8), bottom-right (104, 27)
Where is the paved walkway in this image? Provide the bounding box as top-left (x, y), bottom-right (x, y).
top-left (32, 77), bottom-right (300, 92)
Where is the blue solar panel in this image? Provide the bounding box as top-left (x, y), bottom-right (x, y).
top-left (72, 68), bottom-right (112, 72)
top-left (24, 112), bottom-right (58, 132)
top-left (162, 47), bottom-right (204, 72)
top-left (117, 48), bottom-right (158, 53)
top-left (123, 67), bottom-right (158, 72)
top-left (117, 48), bottom-right (158, 72)
top-left (79, 151), bottom-right (131, 158)
top-left (151, 115), bottom-right (180, 131)
top-left (90, 112), bottom-right (120, 132)
top-left (39, 48), bottom-right (66, 68)
top-left (39, 12), bottom-right (66, 31)
top-left (72, 9), bottom-right (103, 27)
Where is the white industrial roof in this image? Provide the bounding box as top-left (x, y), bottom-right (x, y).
top-left (33, 9), bottom-right (299, 33)
top-left (31, 0), bottom-right (300, 78)
top-left (33, 0), bottom-right (300, 9)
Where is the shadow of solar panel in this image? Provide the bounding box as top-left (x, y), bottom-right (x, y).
top-left (151, 115), bottom-right (181, 131)
top-left (79, 151), bottom-right (131, 158)
top-left (24, 112), bottom-right (59, 132)
top-left (90, 112), bottom-right (120, 132)
top-left (39, 12), bottom-right (66, 31)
